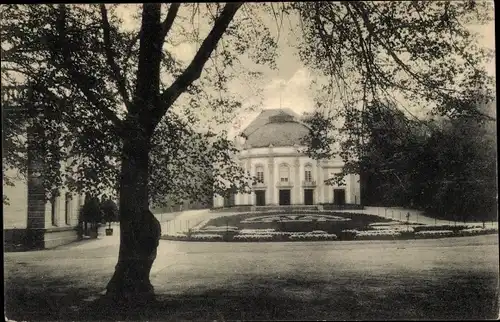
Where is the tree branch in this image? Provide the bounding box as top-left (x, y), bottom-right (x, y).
top-left (99, 4), bottom-right (132, 111)
top-left (160, 3), bottom-right (180, 42)
top-left (56, 4), bottom-right (123, 130)
top-left (153, 2), bottom-right (243, 127)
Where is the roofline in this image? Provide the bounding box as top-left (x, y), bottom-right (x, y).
top-left (238, 109), bottom-right (310, 138)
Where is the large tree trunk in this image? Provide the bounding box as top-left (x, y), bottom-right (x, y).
top-left (105, 124), bottom-right (159, 303)
top-left (105, 4), bottom-right (165, 303)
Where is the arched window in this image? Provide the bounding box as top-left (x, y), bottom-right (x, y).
top-left (255, 165), bottom-right (265, 183)
top-left (279, 164), bottom-right (290, 182)
top-left (304, 164), bottom-right (313, 182)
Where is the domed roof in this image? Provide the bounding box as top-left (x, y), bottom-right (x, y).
top-left (244, 122), bottom-right (309, 148)
top-left (242, 109), bottom-right (310, 148)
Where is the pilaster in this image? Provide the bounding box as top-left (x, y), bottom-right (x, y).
top-left (316, 161), bottom-right (323, 204)
top-left (246, 159), bottom-right (253, 205)
top-left (268, 157), bottom-right (275, 205)
top-left (293, 158), bottom-right (300, 204)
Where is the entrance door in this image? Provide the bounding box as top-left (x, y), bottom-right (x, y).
top-left (223, 193), bottom-right (236, 207)
top-left (255, 190), bottom-right (266, 206)
top-left (304, 189), bottom-right (314, 205)
top-left (333, 189), bottom-right (346, 205)
top-left (279, 189), bottom-right (291, 205)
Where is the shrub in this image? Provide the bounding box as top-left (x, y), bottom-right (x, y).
top-left (355, 229), bottom-right (401, 240)
top-left (413, 225), bottom-right (470, 233)
top-left (339, 230), bottom-right (358, 240)
top-left (414, 230), bottom-right (454, 238)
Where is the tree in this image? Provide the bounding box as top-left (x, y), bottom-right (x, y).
top-left (294, 1), bottom-right (494, 166)
top-left (2, 3), bottom-right (271, 300)
top-left (1, 2), bottom-right (494, 301)
top-left (80, 195), bottom-right (103, 236)
top-left (149, 113), bottom-right (252, 209)
top-left (101, 197), bottom-right (119, 228)
top-left (415, 97), bottom-right (497, 223)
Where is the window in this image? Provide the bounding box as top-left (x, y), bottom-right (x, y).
top-left (304, 164), bottom-right (313, 182)
top-left (256, 165), bottom-right (264, 183)
top-left (51, 196), bottom-right (57, 226)
top-left (279, 164), bottom-right (290, 183)
top-left (65, 193), bottom-right (72, 225)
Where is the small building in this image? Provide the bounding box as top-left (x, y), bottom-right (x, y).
top-left (212, 109), bottom-right (361, 208)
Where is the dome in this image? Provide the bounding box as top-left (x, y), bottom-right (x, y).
top-left (244, 121), bottom-right (310, 148)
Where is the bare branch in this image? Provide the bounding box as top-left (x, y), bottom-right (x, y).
top-left (159, 3), bottom-right (180, 42)
top-left (56, 4), bottom-right (123, 130)
top-left (100, 4), bottom-right (132, 111)
top-left (154, 3), bottom-right (243, 126)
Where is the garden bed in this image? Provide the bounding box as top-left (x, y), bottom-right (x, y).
top-left (161, 211), bottom-right (497, 243)
top-left (161, 225), bottom-right (498, 243)
top-left (203, 211), bottom-right (393, 236)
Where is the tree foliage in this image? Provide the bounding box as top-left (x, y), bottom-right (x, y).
top-left (358, 97), bottom-right (496, 222)
top-left (101, 197), bottom-right (119, 223)
top-left (1, 4), bottom-right (270, 204)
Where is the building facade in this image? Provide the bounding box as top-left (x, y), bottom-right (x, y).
top-left (3, 85), bottom-right (83, 249)
top-left (213, 109), bottom-right (361, 208)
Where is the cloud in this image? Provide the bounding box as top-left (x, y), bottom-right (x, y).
top-left (261, 68), bottom-right (315, 114)
top-left (227, 68), bottom-right (316, 138)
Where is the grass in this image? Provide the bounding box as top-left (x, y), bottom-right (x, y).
top-left (204, 211), bottom-right (393, 235)
top-left (5, 235), bottom-right (499, 321)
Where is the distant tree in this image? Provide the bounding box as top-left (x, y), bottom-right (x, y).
top-left (101, 197), bottom-right (119, 228)
top-left (417, 98), bottom-right (497, 223)
top-left (80, 195), bottom-right (103, 223)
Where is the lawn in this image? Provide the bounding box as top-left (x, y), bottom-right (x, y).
top-left (203, 211), bottom-right (393, 235)
top-left (4, 234), bottom-right (499, 320)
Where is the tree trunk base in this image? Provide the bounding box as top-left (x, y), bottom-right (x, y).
top-left (105, 258), bottom-right (156, 305)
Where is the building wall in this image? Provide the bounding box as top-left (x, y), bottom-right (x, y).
top-left (3, 169), bottom-right (28, 229)
top-left (213, 145), bottom-right (361, 207)
top-left (3, 169), bottom-right (83, 248)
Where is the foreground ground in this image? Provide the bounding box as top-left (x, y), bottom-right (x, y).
top-left (5, 233), bottom-right (499, 321)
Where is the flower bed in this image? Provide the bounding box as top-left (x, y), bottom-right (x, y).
top-left (457, 227), bottom-right (498, 236)
top-left (288, 232), bottom-right (337, 241)
top-left (239, 228), bottom-right (276, 234)
top-left (233, 234), bottom-right (274, 242)
top-left (414, 230), bottom-right (454, 238)
top-left (193, 226), bottom-right (239, 233)
top-left (241, 214), bottom-right (351, 224)
top-left (161, 233), bottom-right (189, 241)
top-left (354, 229), bottom-right (401, 240)
top-left (413, 225), bottom-right (476, 233)
top-left (190, 234), bottom-right (224, 241)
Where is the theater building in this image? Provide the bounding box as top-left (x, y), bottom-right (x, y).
top-left (212, 109), bottom-right (361, 208)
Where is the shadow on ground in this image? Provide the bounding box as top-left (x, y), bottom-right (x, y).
top-left (5, 272), bottom-right (498, 321)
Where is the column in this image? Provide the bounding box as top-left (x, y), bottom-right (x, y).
top-left (268, 158), bottom-right (275, 205)
top-left (27, 127), bottom-right (46, 230)
top-left (294, 158), bottom-right (301, 205)
top-left (323, 167), bottom-right (330, 203)
top-left (316, 161), bottom-right (323, 204)
top-left (246, 159), bottom-right (253, 205)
